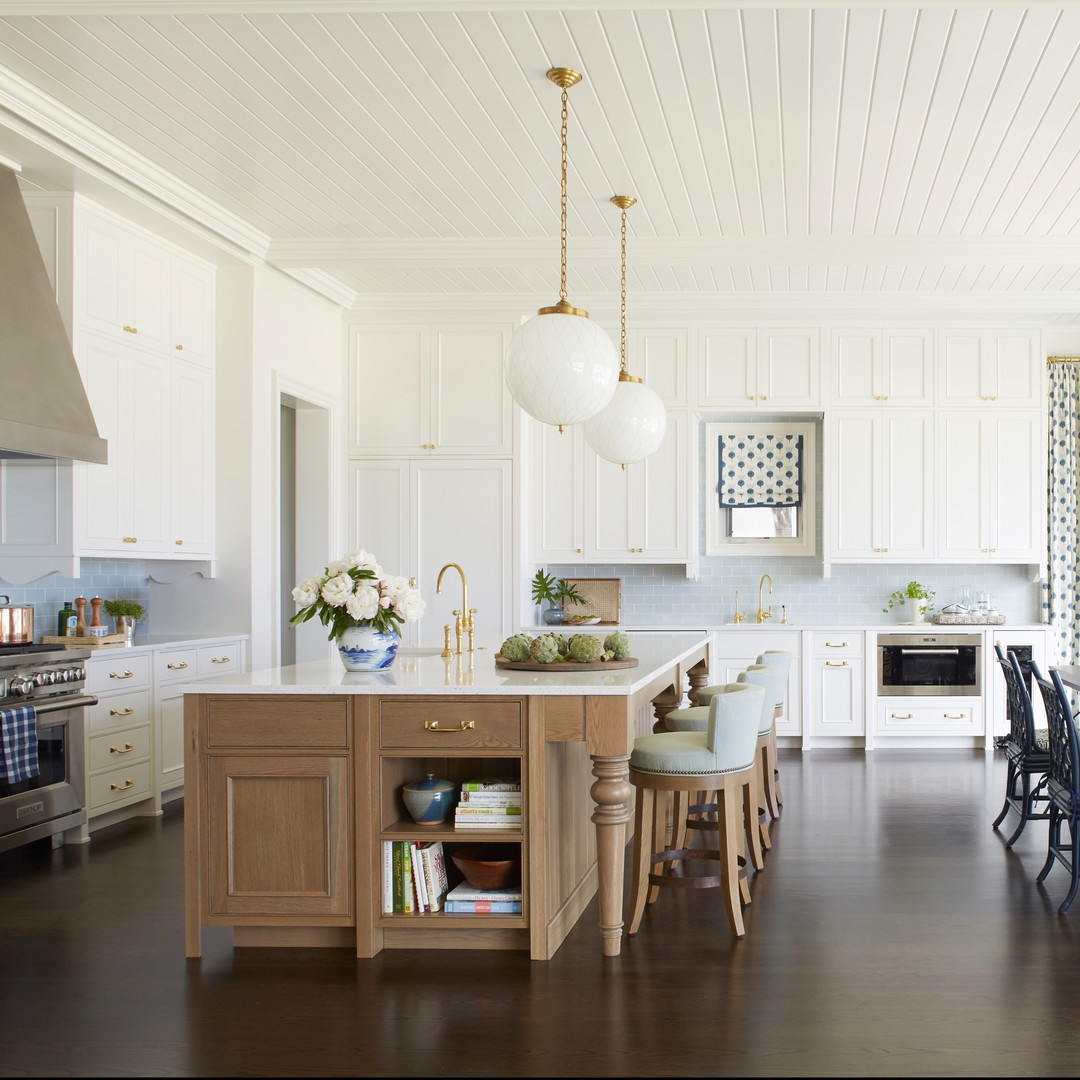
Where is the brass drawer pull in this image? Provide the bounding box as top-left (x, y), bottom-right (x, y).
top-left (825, 660), bottom-right (849, 667)
top-left (109, 670), bottom-right (134, 680)
top-left (825, 642), bottom-right (849, 648)
top-left (210, 656), bottom-right (230, 664)
top-left (891, 713), bottom-right (914, 720)
top-left (110, 743), bottom-right (134, 755)
top-left (944, 713), bottom-right (966, 720)
top-left (122, 325), bottom-right (138, 334)
top-left (123, 537), bottom-right (138, 543)
top-left (110, 779), bottom-right (134, 791)
top-left (423, 720), bottom-right (475, 733)
top-left (109, 707), bottom-right (134, 716)
top-left (167, 661), bottom-right (189, 670)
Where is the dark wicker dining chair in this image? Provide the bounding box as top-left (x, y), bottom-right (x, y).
top-left (991, 644), bottom-right (1049, 846)
top-left (1031, 662), bottom-right (1080, 914)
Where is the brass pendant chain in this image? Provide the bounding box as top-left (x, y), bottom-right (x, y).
top-left (619, 205), bottom-right (627, 374)
top-left (559, 85), bottom-right (569, 304)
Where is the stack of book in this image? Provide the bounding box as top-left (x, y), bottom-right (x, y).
top-left (453, 777), bottom-right (522, 830)
top-left (443, 880), bottom-right (523, 915)
top-left (382, 839), bottom-right (449, 914)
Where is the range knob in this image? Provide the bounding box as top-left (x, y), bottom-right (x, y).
top-left (10, 676), bottom-right (35, 697)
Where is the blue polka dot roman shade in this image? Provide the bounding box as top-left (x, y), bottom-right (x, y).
top-left (717, 433), bottom-right (804, 508)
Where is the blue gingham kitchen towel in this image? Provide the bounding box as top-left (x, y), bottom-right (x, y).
top-left (0, 705), bottom-right (39, 783)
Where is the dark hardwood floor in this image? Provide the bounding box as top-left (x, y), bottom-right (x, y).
top-left (2, 749), bottom-right (1079, 1078)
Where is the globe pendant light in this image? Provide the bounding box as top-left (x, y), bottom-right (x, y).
top-left (505, 68), bottom-right (619, 431)
top-left (581, 196), bottom-right (667, 468)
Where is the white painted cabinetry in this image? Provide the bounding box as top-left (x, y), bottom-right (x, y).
top-left (709, 630), bottom-right (802, 740)
top-left (806, 633), bottom-right (865, 743)
top-left (827, 411), bottom-right (935, 562)
top-left (348, 324), bottom-right (512, 456)
top-left (829, 330), bottom-right (934, 406)
top-left (699, 329), bottom-right (821, 409)
top-left (937, 411), bottom-right (1044, 563)
top-left (348, 458), bottom-right (513, 646)
top-left (937, 330), bottom-right (1043, 407)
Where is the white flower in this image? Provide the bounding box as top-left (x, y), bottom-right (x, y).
top-left (396, 589), bottom-right (427, 621)
top-left (291, 575), bottom-right (320, 606)
top-left (346, 549), bottom-right (382, 575)
top-left (320, 572), bottom-right (354, 607)
top-left (348, 584), bottom-right (381, 620)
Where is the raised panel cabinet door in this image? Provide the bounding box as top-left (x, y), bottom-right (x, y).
top-left (206, 754), bottom-right (351, 918)
top-left (938, 331), bottom-right (986, 404)
top-left (630, 327), bottom-right (688, 406)
top-left (881, 330), bottom-right (934, 405)
top-left (157, 690), bottom-right (185, 794)
top-left (830, 331), bottom-right (880, 405)
top-left (171, 254), bottom-right (215, 365)
top-left (827, 413), bottom-right (879, 559)
top-left (76, 331), bottom-right (132, 552)
top-left (126, 233), bottom-right (172, 354)
top-left (987, 413), bottom-right (1044, 561)
top-left (937, 413), bottom-right (987, 560)
top-left (699, 330), bottom-right (756, 406)
top-left (586, 451), bottom-right (633, 559)
top-left (129, 352), bottom-right (172, 553)
top-left (431, 327), bottom-right (511, 454)
top-left (637, 411), bottom-right (686, 558)
top-left (348, 460), bottom-right (410, 578)
top-left (758, 330), bottom-right (820, 408)
top-left (810, 658), bottom-right (865, 737)
top-left (77, 211), bottom-right (125, 336)
top-left (532, 421), bottom-right (584, 562)
top-left (880, 413), bottom-right (934, 560)
top-left (171, 361), bottom-right (213, 555)
top-left (348, 327), bottom-right (428, 454)
top-left (991, 333), bottom-right (1043, 406)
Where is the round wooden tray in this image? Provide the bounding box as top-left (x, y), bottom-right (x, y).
top-left (494, 654), bottom-right (639, 672)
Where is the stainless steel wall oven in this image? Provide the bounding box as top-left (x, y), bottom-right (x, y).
top-left (0, 645), bottom-right (94, 853)
top-left (877, 633), bottom-right (982, 697)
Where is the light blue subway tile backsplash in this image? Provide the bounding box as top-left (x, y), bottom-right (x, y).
top-left (0, 560), bottom-right (151, 637)
top-left (549, 559), bottom-right (1044, 626)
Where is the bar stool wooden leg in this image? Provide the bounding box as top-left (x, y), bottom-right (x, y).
top-left (718, 780), bottom-right (746, 937)
top-left (769, 727), bottom-right (784, 807)
top-left (743, 774), bottom-right (764, 871)
top-left (628, 785), bottom-right (655, 935)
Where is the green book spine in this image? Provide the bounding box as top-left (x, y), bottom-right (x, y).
top-left (392, 841), bottom-right (403, 914)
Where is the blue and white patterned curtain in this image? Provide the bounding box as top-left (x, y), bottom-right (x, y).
top-left (717, 433), bottom-right (803, 508)
top-left (1045, 362), bottom-right (1080, 666)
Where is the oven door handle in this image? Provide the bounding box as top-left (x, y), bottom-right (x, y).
top-left (30, 695), bottom-right (97, 725)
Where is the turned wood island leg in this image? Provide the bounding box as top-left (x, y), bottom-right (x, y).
top-left (590, 752), bottom-right (633, 957)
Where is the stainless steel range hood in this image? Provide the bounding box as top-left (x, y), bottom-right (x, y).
top-left (0, 166), bottom-right (107, 464)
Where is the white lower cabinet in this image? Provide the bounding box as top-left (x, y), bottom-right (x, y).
top-left (806, 633), bottom-right (865, 744)
top-left (84, 636), bottom-right (247, 827)
top-left (875, 699), bottom-right (982, 738)
top-left (709, 630), bottom-right (802, 740)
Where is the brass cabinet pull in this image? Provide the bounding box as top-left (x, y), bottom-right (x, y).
top-left (825, 660), bottom-right (849, 667)
top-left (210, 656), bottom-right (230, 664)
top-left (175, 539), bottom-right (183, 545)
top-left (123, 537), bottom-right (138, 543)
top-left (110, 779), bottom-right (134, 790)
top-left (825, 642), bottom-right (849, 648)
top-left (944, 713), bottom-right (966, 720)
top-left (109, 706), bottom-right (134, 716)
top-left (175, 343), bottom-right (183, 350)
top-left (167, 661), bottom-right (189, 670)
top-left (891, 713), bottom-right (914, 719)
top-left (424, 720), bottom-right (475, 733)
top-left (110, 743), bottom-right (134, 754)
top-left (109, 670), bottom-right (134, 680)
top-left (122, 325), bottom-right (138, 334)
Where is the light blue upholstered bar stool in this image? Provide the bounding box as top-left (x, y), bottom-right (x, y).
top-left (627, 681), bottom-right (764, 939)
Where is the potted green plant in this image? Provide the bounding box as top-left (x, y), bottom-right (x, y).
top-left (531, 569), bottom-right (586, 625)
top-left (883, 582), bottom-right (935, 624)
top-left (104, 598), bottom-right (147, 643)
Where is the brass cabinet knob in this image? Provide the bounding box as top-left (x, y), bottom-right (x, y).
top-left (123, 537), bottom-right (138, 543)
top-left (175, 344), bottom-right (183, 350)
top-left (122, 325), bottom-right (138, 334)
top-left (175, 539), bottom-right (183, 546)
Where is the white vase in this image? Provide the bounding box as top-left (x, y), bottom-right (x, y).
top-left (907, 598), bottom-right (927, 624)
top-left (335, 624), bottom-right (400, 671)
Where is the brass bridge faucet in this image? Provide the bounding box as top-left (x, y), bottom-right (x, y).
top-left (757, 573), bottom-right (774, 624)
top-left (436, 562), bottom-right (476, 654)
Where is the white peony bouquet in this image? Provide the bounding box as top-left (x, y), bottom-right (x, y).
top-left (289, 549), bottom-right (426, 641)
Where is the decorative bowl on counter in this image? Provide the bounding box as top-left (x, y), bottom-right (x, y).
top-left (566, 614), bottom-right (602, 625)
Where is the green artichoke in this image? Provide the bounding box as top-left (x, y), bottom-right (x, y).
top-left (541, 632), bottom-right (569, 658)
top-left (568, 634), bottom-right (603, 663)
top-left (530, 634), bottom-right (562, 664)
top-left (604, 632), bottom-right (632, 660)
top-left (499, 634), bottom-right (532, 662)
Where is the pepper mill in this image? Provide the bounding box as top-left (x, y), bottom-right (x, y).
top-left (90, 597), bottom-right (103, 627)
top-left (75, 596), bottom-right (87, 632)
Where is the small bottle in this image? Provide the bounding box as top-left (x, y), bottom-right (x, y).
top-left (57, 600), bottom-right (78, 637)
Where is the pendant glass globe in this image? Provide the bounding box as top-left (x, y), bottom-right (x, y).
top-left (505, 309), bottom-right (619, 427)
top-left (582, 376), bottom-right (668, 466)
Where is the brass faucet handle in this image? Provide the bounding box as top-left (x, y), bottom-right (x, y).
top-left (441, 624), bottom-right (453, 658)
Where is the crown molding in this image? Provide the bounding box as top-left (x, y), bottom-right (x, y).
top-left (278, 268), bottom-right (358, 309)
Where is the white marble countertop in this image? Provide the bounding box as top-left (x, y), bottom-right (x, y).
top-left (179, 631), bottom-right (710, 697)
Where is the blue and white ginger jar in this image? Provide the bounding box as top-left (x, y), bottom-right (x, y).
top-left (336, 624), bottom-right (400, 671)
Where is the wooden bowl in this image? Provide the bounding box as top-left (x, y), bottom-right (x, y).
top-left (451, 845), bottom-right (519, 891)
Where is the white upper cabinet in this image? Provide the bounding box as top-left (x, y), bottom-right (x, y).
top-left (830, 330), bottom-right (934, 406)
top-left (628, 327), bottom-right (689, 407)
top-left (699, 329), bottom-right (821, 409)
top-left (937, 330), bottom-right (1043, 407)
top-left (348, 324), bottom-right (512, 456)
top-left (937, 411), bottom-right (1045, 563)
top-left (827, 411), bottom-right (935, 562)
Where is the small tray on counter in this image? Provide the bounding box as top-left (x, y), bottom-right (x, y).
top-left (42, 633), bottom-right (127, 648)
top-left (495, 655), bottom-right (638, 672)
top-left (931, 614), bottom-right (1005, 625)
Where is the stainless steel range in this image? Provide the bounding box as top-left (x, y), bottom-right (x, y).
top-left (0, 644), bottom-right (95, 853)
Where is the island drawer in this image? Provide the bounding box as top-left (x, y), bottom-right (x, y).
top-left (206, 698), bottom-right (350, 748)
top-left (379, 699), bottom-right (522, 750)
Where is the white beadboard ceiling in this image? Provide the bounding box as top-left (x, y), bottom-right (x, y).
top-left (0, 1), bottom-right (1079, 317)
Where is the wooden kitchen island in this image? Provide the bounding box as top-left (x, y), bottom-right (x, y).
top-left (182, 632), bottom-right (709, 960)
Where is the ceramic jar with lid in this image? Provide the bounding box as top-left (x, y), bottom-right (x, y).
top-left (401, 773), bottom-right (456, 826)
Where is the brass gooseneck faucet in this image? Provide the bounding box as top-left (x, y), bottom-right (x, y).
top-left (757, 574), bottom-right (774, 624)
top-left (436, 562), bottom-right (477, 654)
